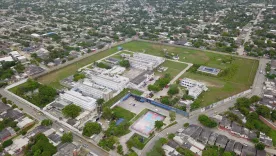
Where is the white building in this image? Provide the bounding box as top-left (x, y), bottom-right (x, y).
top-left (85, 70), bottom-right (129, 91)
top-left (17, 117), bottom-right (34, 129)
top-left (60, 90), bottom-right (97, 111)
top-left (162, 145), bottom-right (181, 156)
top-left (0, 56), bottom-right (14, 62)
top-left (5, 137), bottom-right (29, 155)
top-left (180, 78), bottom-right (208, 90)
top-left (75, 79), bottom-right (113, 101)
top-left (188, 86), bottom-right (203, 99)
top-left (180, 78), bottom-right (208, 99)
top-left (126, 53), bottom-right (165, 70)
top-left (9, 51), bottom-right (20, 58)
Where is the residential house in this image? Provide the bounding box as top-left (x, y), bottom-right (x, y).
top-left (0, 127), bottom-right (16, 142)
top-left (0, 102), bottom-right (10, 114)
top-left (183, 125), bottom-right (199, 137)
top-left (259, 132), bottom-right (273, 147)
top-left (231, 122), bottom-right (242, 136)
top-left (256, 150), bottom-right (266, 156)
top-left (197, 129), bottom-right (212, 144)
top-left (225, 140), bottom-right (235, 152)
top-left (5, 137), bottom-right (29, 155)
top-left (215, 135), bottom-right (229, 148)
top-left (162, 145), bottom-right (181, 156)
top-left (208, 133), bottom-right (218, 145)
top-left (220, 117), bottom-right (231, 130)
top-left (241, 145), bottom-right (256, 156)
top-left (190, 126), bottom-right (203, 139)
top-left (54, 143), bottom-right (78, 156)
top-left (233, 142), bottom-right (243, 155)
top-left (1, 108), bottom-right (24, 120)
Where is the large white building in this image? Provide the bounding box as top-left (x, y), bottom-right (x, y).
top-left (75, 79), bottom-right (113, 101)
top-left (180, 78), bottom-right (208, 99)
top-left (85, 69), bottom-right (129, 91)
top-left (126, 53), bottom-right (165, 70)
top-left (60, 90), bottom-right (97, 111)
top-left (180, 78), bottom-right (208, 91)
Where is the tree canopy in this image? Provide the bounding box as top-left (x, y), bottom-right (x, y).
top-left (62, 104), bottom-right (82, 118)
top-left (155, 120), bottom-right (164, 130)
top-left (198, 114), bottom-right (217, 128)
top-left (61, 132), bottom-right (73, 143)
top-left (82, 122), bottom-right (102, 137)
top-left (41, 119), bottom-right (53, 126)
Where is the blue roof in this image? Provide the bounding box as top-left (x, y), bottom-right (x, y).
top-left (116, 118), bottom-right (125, 126)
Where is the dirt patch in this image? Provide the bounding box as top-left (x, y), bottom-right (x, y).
top-left (198, 80), bottom-right (223, 88)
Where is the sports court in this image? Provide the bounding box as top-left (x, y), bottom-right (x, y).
top-left (131, 111), bottom-right (165, 137)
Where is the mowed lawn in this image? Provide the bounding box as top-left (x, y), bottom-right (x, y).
top-left (155, 60), bottom-right (188, 77)
top-left (37, 45), bottom-right (122, 89)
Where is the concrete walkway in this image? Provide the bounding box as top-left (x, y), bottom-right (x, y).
top-left (119, 131), bottom-right (135, 155)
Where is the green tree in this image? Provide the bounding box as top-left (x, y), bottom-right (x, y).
top-left (198, 115), bottom-right (217, 128)
top-left (117, 145), bottom-right (123, 155)
top-left (102, 107), bottom-right (113, 120)
top-left (154, 121), bottom-right (164, 130)
top-left (148, 84), bottom-right (160, 92)
top-left (167, 84), bottom-right (179, 95)
top-left (202, 148), bottom-right (218, 156)
top-left (2, 139), bottom-right (13, 148)
top-left (222, 152), bottom-right (232, 156)
top-left (176, 147), bottom-right (194, 156)
top-left (255, 142), bottom-right (265, 150)
top-left (61, 132), bottom-right (73, 143)
top-left (256, 105), bottom-right (271, 119)
top-left (96, 99), bottom-right (105, 105)
top-left (119, 60), bottom-right (130, 68)
top-left (62, 104), bottom-right (82, 118)
top-left (2, 97), bottom-right (7, 104)
top-left (169, 111), bottom-right (176, 121)
top-left (82, 122), bottom-right (102, 137)
top-left (271, 110), bottom-right (276, 121)
top-left (250, 95), bottom-right (260, 103)
top-left (41, 119), bottom-right (53, 126)
top-left (183, 123), bottom-right (189, 127)
top-left (168, 133), bottom-right (175, 140)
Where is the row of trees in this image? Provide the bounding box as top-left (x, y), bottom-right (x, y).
top-left (198, 115), bottom-right (217, 128)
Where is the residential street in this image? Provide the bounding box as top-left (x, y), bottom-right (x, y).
top-left (0, 89), bottom-right (109, 156)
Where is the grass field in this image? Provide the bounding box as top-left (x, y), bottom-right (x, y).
top-left (36, 40), bottom-right (258, 107)
top-left (112, 106), bottom-right (136, 121)
top-left (155, 60), bottom-right (188, 77)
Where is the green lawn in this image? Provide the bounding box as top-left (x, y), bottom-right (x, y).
top-left (112, 106), bottom-right (136, 121)
top-left (155, 60), bottom-right (188, 77)
top-left (126, 133), bottom-right (151, 150)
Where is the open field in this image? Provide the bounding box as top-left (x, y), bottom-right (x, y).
top-left (35, 40), bottom-right (258, 107)
top-left (155, 60), bottom-right (188, 77)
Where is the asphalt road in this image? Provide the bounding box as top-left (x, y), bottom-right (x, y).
top-left (0, 89), bottom-right (109, 156)
top-left (141, 58), bottom-right (275, 155)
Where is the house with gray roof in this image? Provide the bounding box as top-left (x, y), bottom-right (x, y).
top-left (197, 129), bottom-right (212, 144)
top-left (0, 127), bottom-right (16, 141)
top-left (215, 135), bottom-right (229, 148)
top-left (256, 150), bottom-right (266, 156)
top-left (225, 139), bottom-right (235, 152)
top-left (220, 117), bottom-right (231, 130)
top-left (241, 145), bottom-right (256, 156)
top-left (208, 132), bottom-right (218, 145)
top-left (234, 142), bottom-right (243, 155)
top-left (0, 102), bottom-right (10, 114)
top-left (183, 125), bottom-right (199, 137)
top-left (231, 122), bottom-right (242, 136)
top-left (190, 126), bottom-right (202, 139)
top-left (1, 108), bottom-right (24, 120)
